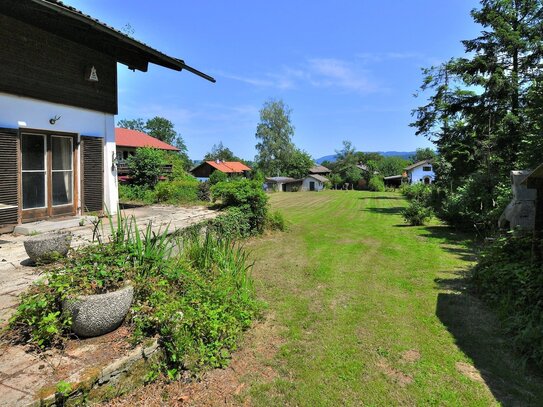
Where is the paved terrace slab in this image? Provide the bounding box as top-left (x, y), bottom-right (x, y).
top-left (0, 205), bottom-right (217, 406)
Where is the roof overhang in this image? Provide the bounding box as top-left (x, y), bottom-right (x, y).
top-left (1, 0), bottom-right (215, 82)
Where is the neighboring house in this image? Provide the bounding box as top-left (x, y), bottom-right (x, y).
top-left (265, 177), bottom-right (302, 192)
top-left (309, 164), bottom-right (331, 177)
top-left (265, 174), bottom-right (329, 192)
top-left (302, 174), bottom-right (328, 192)
top-left (115, 128), bottom-right (179, 160)
top-left (115, 128), bottom-right (179, 181)
top-left (190, 161), bottom-right (251, 179)
top-left (404, 160), bottom-right (435, 184)
top-left (0, 0), bottom-right (213, 232)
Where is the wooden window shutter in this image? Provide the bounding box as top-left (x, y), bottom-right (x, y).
top-left (81, 136), bottom-right (104, 213)
top-left (0, 129), bottom-right (19, 227)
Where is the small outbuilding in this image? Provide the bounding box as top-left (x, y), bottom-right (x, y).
top-left (301, 174), bottom-right (328, 191)
top-left (265, 177), bottom-right (302, 192)
top-left (384, 175), bottom-right (402, 188)
top-left (190, 160), bottom-right (251, 179)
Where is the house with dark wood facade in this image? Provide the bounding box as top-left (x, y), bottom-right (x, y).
top-left (0, 0), bottom-right (214, 232)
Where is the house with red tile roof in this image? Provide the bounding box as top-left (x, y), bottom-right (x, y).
top-left (190, 160), bottom-right (251, 179)
top-left (115, 128), bottom-right (179, 161)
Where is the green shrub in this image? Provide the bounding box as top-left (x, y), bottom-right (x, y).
top-left (211, 207), bottom-right (252, 239)
top-left (127, 147), bottom-right (166, 188)
top-left (155, 180), bottom-right (199, 204)
top-left (131, 230), bottom-right (262, 372)
top-left (209, 170), bottom-right (227, 185)
top-left (368, 175), bottom-right (385, 192)
top-left (402, 199), bottom-right (433, 225)
top-left (164, 151), bottom-right (193, 180)
top-left (472, 234), bottom-right (543, 365)
top-left (211, 179), bottom-right (269, 234)
top-left (119, 184), bottom-right (156, 204)
top-left (265, 210), bottom-right (286, 231)
top-left (439, 175), bottom-right (511, 233)
top-left (400, 183), bottom-right (432, 202)
top-left (197, 181), bottom-right (211, 202)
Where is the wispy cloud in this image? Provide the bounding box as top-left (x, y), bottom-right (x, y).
top-left (217, 57), bottom-right (383, 94)
top-left (356, 51), bottom-right (424, 63)
top-left (216, 71), bottom-right (296, 90)
top-left (307, 58), bottom-right (379, 93)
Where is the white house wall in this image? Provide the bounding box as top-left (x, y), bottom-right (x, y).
top-left (0, 92), bottom-right (118, 213)
top-left (301, 177), bottom-right (324, 191)
top-left (409, 165), bottom-right (435, 184)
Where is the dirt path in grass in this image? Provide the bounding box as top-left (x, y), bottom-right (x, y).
top-left (105, 191), bottom-right (543, 406)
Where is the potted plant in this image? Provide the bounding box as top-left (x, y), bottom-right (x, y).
top-left (23, 231), bottom-right (72, 264)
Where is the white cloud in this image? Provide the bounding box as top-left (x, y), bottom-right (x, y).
top-left (217, 57), bottom-right (382, 94)
top-left (307, 58), bottom-right (379, 93)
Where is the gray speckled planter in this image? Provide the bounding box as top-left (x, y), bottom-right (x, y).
top-left (63, 285), bottom-right (134, 338)
top-left (23, 231), bottom-right (72, 264)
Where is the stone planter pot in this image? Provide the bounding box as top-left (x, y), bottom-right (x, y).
top-left (63, 285), bottom-right (134, 338)
top-left (23, 231), bottom-right (72, 264)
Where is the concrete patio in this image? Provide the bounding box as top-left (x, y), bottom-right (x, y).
top-left (0, 204), bottom-right (217, 406)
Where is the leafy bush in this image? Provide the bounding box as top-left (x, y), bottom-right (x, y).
top-left (368, 175), bottom-right (385, 192)
top-left (402, 199), bottom-right (433, 226)
top-left (265, 210), bottom-right (286, 231)
top-left (400, 183), bottom-right (432, 202)
top-left (197, 181), bottom-right (211, 202)
top-left (211, 207), bottom-right (252, 239)
top-left (119, 184), bottom-right (156, 204)
top-left (209, 170), bottom-right (227, 185)
top-left (439, 175), bottom-right (511, 233)
top-left (127, 147), bottom-right (166, 188)
top-left (155, 180), bottom-right (199, 204)
top-left (472, 233), bottom-right (543, 365)
top-left (211, 179), bottom-right (269, 234)
top-left (131, 230), bottom-right (261, 372)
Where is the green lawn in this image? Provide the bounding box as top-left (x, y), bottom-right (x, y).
top-left (243, 191), bottom-right (543, 406)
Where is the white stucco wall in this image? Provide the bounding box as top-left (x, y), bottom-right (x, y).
top-left (409, 164), bottom-right (435, 184)
top-left (301, 176), bottom-right (325, 191)
top-left (0, 92), bottom-right (118, 214)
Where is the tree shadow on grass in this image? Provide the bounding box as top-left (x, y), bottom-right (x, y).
top-left (362, 207), bottom-right (404, 215)
top-left (436, 275), bottom-right (543, 406)
top-left (358, 196), bottom-right (404, 200)
top-left (418, 225), bottom-right (479, 262)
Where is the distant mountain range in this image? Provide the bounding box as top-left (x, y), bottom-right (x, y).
top-left (315, 151), bottom-right (415, 164)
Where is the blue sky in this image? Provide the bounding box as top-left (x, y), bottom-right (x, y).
top-left (68, 0), bottom-right (481, 160)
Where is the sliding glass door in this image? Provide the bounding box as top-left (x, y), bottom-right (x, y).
top-left (21, 134), bottom-right (46, 211)
top-left (21, 133), bottom-right (76, 222)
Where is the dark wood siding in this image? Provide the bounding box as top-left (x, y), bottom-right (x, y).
top-left (0, 15), bottom-right (117, 114)
top-left (0, 129), bottom-right (20, 227)
top-left (81, 136), bottom-right (104, 213)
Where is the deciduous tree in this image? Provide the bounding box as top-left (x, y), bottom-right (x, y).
top-left (255, 99), bottom-right (295, 176)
